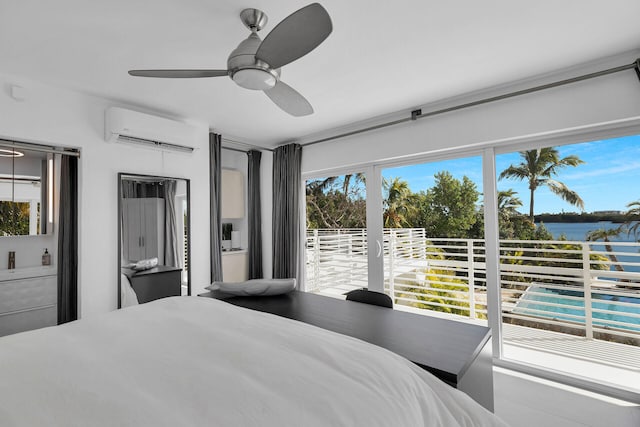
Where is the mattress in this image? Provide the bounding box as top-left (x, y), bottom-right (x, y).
top-left (0, 296), bottom-right (508, 426)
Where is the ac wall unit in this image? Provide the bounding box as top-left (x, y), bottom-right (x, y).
top-left (105, 107), bottom-right (196, 153)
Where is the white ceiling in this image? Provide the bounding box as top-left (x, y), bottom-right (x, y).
top-left (1, 1), bottom-right (640, 148)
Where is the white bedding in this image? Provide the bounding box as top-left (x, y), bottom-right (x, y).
top-left (0, 297), bottom-right (508, 427)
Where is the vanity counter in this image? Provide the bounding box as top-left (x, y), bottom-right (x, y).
top-left (0, 266), bottom-right (57, 282)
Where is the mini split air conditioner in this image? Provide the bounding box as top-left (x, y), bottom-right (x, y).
top-left (105, 107), bottom-right (197, 153)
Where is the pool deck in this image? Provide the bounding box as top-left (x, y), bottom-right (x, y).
top-left (503, 323), bottom-right (640, 392)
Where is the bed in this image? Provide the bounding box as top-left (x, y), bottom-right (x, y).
top-left (0, 296), bottom-right (508, 426)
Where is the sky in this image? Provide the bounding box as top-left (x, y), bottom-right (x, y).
top-left (382, 134), bottom-right (640, 215)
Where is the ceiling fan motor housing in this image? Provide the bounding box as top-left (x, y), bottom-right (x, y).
top-left (227, 33), bottom-right (280, 90)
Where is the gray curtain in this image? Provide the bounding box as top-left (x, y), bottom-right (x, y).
top-left (163, 180), bottom-right (180, 268)
top-left (247, 150), bottom-right (263, 279)
top-left (272, 143), bottom-right (302, 281)
top-left (209, 133), bottom-right (223, 282)
top-left (57, 155), bottom-right (78, 324)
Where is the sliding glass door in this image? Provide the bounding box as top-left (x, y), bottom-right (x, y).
top-left (305, 171), bottom-right (370, 295)
top-left (495, 135), bottom-right (640, 395)
top-left (379, 156), bottom-right (488, 325)
top-left (303, 131), bottom-right (640, 400)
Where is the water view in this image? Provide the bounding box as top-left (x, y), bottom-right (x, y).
top-left (539, 221), bottom-right (636, 242)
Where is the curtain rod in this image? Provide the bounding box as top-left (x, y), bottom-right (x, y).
top-left (222, 146), bottom-right (249, 154)
top-left (302, 58), bottom-right (640, 147)
top-left (221, 137), bottom-right (275, 153)
top-left (0, 139), bottom-right (81, 157)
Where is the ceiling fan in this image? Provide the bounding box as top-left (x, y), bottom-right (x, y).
top-left (128, 3), bottom-right (332, 117)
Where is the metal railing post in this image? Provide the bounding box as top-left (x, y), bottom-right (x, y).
top-left (389, 230), bottom-right (396, 298)
top-left (467, 240), bottom-right (476, 319)
top-left (581, 242), bottom-right (594, 340)
top-left (313, 229), bottom-right (320, 291)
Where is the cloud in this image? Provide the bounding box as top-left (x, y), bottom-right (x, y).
top-left (563, 161), bottom-right (640, 180)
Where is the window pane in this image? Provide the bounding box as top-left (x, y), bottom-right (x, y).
top-left (382, 156), bottom-right (487, 324)
top-left (496, 136), bottom-right (640, 392)
top-left (305, 173), bottom-right (368, 296)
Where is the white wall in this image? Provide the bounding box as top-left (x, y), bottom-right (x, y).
top-left (301, 52), bottom-right (640, 174)
top-left (0, 235), bottom-right (57, 269)
top-left (0, 72), bottom-right (211, 317)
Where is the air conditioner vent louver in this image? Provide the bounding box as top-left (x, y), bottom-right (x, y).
top-left (105, 107), bottom-right (197, 153)
top-left (115, 134), bottom-right (194, 153)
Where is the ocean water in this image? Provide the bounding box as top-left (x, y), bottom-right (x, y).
top-left (538, 221), bottom-right (640, 273)
top-left (538, 221), bottom-right (636, 242)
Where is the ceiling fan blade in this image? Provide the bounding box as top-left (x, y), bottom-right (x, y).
top-left (264, 81), bottom-right (313, 117)
top-left (255, 3), bottom-right (332, 69)
top-left (128, 69), bottom-right (228, 78)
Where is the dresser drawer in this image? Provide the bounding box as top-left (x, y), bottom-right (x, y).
top-left (0, 305), bottom-right (57, 336)
top-left (0, 275), bottom-right (57, 314)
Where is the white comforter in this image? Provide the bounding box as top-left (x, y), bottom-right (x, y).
top-left (0, 297), bottom-right (508, 426)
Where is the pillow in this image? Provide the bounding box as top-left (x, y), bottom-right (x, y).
top-left (131, 257), bottom-right (158, 271)
top-left (205, 278), bottom-right (296, 296)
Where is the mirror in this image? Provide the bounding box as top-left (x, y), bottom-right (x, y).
top-left (117, 173), bottom-right (190, 308)
top-left (0, 146), bottom-right (53, 237)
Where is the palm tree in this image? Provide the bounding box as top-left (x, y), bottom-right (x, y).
top-left (499, 147), bottom-right (585, 221)
top-left (624, 200), bottom-right (640, 238)
top-left (497, 189), bottom-right (523, 221)
top-left (586, 227), bottom-right (625, 272)
top-left (342, 173), bottom-right (365, 195)
top-left (383, 177), bottom-right (416, 228)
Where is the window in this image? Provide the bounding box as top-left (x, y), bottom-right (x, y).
top-left (381, 156), bottom-right (488, 324)
top-left (302, 132), bottom-right (640, 399)
top-left (496, 135), bottom-right (640, 394)
top-left (305, 172), bottom-right (369, 295)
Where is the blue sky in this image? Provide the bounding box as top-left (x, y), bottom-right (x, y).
top-left (382, 134), bottom-right (640, 214)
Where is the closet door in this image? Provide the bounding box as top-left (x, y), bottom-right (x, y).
top-left (124, 199), bottom-right (144, 262)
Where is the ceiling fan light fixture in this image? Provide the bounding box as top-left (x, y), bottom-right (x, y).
top-left (232, 68), bottom-right (277, 91)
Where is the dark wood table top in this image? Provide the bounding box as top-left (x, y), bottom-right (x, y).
top-left (199, 290), bottom-right (491, 386)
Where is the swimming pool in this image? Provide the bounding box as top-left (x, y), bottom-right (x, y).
top-left (513, 286), bottom-right (640, 332)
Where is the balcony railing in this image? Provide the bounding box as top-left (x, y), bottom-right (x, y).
top-left (305, 228), bottom-right (640, 347)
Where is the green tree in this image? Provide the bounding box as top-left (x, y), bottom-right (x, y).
top-left (494, 189), bottom-right (537, 239)
top-left (417, 171), bottom-right (480, 238)
top-left (499, 147), bottom-right (585, 221)
top-left (342, 173), bottom-right (365, 194)
top-left (306, 176), bottom-right (366, 229)
top-left (0, 201), bottom-right (30, 236)
top-left (498, 189), bottom-right (523, 218)
top-left (382, 177), bottom-right (416, 228)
